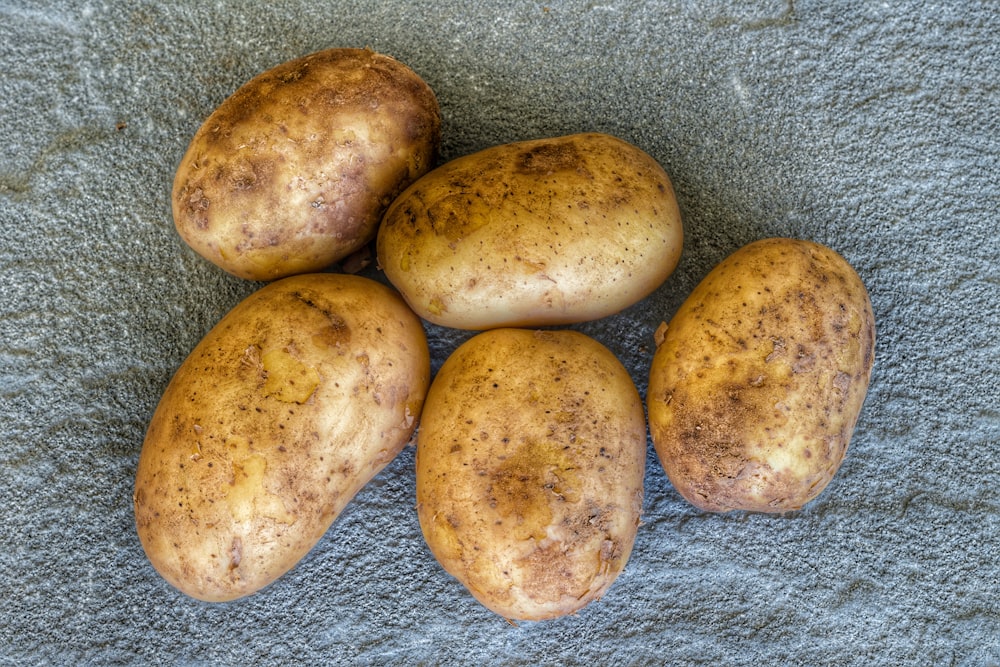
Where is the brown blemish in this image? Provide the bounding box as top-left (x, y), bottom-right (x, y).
top-left (514, 141), bottom-right (583, 176)
top-left (229, 537), bottom-right (243, 570)
top-left (487, 440), bottom-right (580, 541)
top-left (765, 337), bottom-right (785, 363)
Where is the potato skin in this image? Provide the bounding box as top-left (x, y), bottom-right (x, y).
top-left (416, 328), bottom-right (646, 620)
top-left (647, 238), bottom-right (875, 513)
top-left (173, 48), bottom-right (441, 281)
top-left (377, 132), bottom-right (683, 329)
top-left (134, 274), bottom-right (430, 601)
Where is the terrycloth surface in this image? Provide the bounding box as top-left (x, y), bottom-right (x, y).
top-left (2, 1), bottom-right (998, 665)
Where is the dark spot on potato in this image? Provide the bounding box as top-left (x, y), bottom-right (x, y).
top-left (514, 141), bottom-right (583, 176)
top-left (229, 537), bottom-right (243, 570)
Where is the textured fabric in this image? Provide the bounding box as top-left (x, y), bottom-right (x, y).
top-left (2, 1), bottom-right (998, 664)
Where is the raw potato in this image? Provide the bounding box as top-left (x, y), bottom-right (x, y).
top-left (134, 274), bottom-right (430, 601)
top-left (173, 47), bottom-right (441, 281)
top-left (416, 328), bottom-right (646, 621)
top-left (647, 238), bottom-right (875, 513)
top-left (377, 132), bottom-right (683, 329)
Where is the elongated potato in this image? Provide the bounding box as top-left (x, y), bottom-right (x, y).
top-left (377, 132), bottom-right (683, 329)
top-left (173, 47), bottom-right (441, 281)
top-left (416, 328), bottom-right (646, 620)
top-left (134, 274), bottom-right (430, 601)
top-left (647, 238), bottom-right (875, 513)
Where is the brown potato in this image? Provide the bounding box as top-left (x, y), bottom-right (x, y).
top-left (173, 48), bottom-right (441, 281)
top-left (377, 132), bottom-right (683, 329)
top-left (134, 274), bottom-right (430, 601)
top-left (416, 328), bottom-right (646, 620)
top-left (647, 238), bottom-right (875, 513)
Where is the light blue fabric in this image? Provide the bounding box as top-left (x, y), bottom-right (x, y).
top-left (2, 1), bottom-right (997, 664)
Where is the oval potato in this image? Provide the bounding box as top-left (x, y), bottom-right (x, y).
top-left (416, 328), bottom-right (646, 620)
top-left (377, 132), bottom-right (683, 329)
top-left (647, 238), bottom-right (875, 513)
top-left (173, 47), bottom-right (441, 281)
top-left (134, 274), bottom-right (430, 601)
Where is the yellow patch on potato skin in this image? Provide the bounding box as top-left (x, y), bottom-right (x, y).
top-left (261, 349), bottom-right (321, 403)
top-left (226, 453), bottom-right (297, 525)
top-left (647, 238), bottom-right (875, 513)
top-left (134, 274), bottom-right (430, 601)
top-left (416, 328), bottom-right (646, 621)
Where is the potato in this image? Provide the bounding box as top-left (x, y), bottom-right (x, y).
top-left (133, 274), bottom-right (430, 601)
top-left (416, 328), bottom-right (646, 620)
top-left (647, 238), bottom-right (875, 513)
top-left (377, 132), bottom-right (683, 329)
top-left (173, 47), bottom-right (441, 281)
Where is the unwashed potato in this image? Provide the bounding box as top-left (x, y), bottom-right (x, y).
top-left (647, 238), bottom-right (875, 513)
top-left (416, 328), bottom-right (646, 621)
top-left (377, 132), bottom-right (683, 329)
top-left (173, 47), bottom-right (441, 281)
top-left (134, 274), bottom-right (430, 601)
